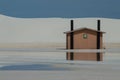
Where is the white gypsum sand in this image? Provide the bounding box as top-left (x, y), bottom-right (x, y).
top-left (0, 51), bottom-right (120, 80)
top-left (0, 15), bottom-right (120, 80)
top-left (0, 14), bottom-right (120, 43)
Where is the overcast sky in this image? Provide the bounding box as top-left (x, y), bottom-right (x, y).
top-left (0, 0), bottom-right (120, 18)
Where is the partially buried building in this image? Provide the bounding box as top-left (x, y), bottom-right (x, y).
top-left (64, 20), bottom-right (105, 61)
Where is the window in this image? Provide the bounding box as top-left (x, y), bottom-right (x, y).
top-left (83, 33), bottom-right (88, 39)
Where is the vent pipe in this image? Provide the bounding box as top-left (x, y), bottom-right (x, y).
top-left (97, 20), bottom-right (100, 31)
top-left (97, 20), bottom-right (101, 61)
top-left (71, 20), bottom-right (74, 31)
top-left (70, 20), bottom-right (74, 60)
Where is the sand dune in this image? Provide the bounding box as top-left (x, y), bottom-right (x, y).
top-left (0, 14), bottom-right (120, 43)
top-left (0, 15), bottom-right (120, 80)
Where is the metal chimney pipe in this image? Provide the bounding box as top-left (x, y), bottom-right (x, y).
top-left (97, 20), bottom-right (101, 61)
top-left (71, 20), bottom-right (74, 31)
top-left (97, 20), bottom-right (100, 31)
top-left (70, 20), bottom-right (74, 60)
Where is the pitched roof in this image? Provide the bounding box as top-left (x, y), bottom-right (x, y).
top-left (64, 27), bottom-right (106, 34)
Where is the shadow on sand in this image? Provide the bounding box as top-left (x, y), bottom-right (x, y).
top-left (0, 64), bottom-right (71, 71)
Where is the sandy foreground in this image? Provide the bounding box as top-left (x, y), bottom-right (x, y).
top-left (0, 51), bottom-right (119, 80)
top-left (0, 69), bottom-right (120, 80)
top-left (0, 43), bottom-right (119, 80)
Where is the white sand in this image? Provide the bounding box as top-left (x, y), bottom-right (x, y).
top-left (0, 51), bottom-right (120, 80)
top-left (1, 14), bottom-right (120, 43)
top-left (0, 43), bottom-right (119, 80)
top-left (0, 69), bottom-right (120, 80)
top-left (1, 14), bottom-right (120, 80)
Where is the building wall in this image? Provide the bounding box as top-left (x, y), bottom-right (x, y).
top-left (66, 34), bottom-right (70, 60)
top-left (66, 29), bottom-right (103, 61)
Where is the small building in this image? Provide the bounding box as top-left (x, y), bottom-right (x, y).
top-left (64, 20), bottom-right (105, 61)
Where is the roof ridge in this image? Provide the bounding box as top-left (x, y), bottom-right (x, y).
top-left (64, 27), bottom-right (105, 34)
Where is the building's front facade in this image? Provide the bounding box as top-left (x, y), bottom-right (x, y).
top-left (65, 28), bottom-right (105, 61)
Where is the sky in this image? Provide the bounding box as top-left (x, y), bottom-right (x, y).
top-left (0, 0), bottom-right (120, 18)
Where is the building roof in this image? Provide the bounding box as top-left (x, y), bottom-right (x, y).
top-left (64, 27), bottom-right (106, 34)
